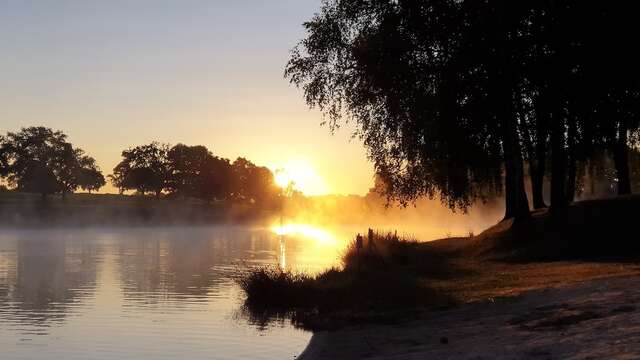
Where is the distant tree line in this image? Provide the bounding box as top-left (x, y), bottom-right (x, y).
top-left (286, 0), bottom-right (640, 220)
top-left (0, 127), bottom-right (281, 206)
top-left (109, 142), bottom-right (280, 205)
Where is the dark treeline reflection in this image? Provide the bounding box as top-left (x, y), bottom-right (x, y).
top-left (0, 232), bottom-right (99, 327)
top-left (114, 228), bottom-right (275, 300)
top-left (0, 227), bottom-right (320, 329)
top-left (0, 228), bottom-right (313, 360)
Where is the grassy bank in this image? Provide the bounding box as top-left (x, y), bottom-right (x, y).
top-left (240, 232), bottom-right (465, 330)
top-left (240, 195), bottom-right (640, 330)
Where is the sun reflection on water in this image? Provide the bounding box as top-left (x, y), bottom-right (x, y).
top-left (271, 223), bottom-right (337, 246)
top-left (270, 223), bottom-right (345, 273)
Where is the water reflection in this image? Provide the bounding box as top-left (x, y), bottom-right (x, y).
top-left (0, 232), bottom-right (100, 329)
top-left (0, 225), bottom-right (350, 360)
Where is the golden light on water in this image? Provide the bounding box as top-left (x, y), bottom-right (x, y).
top-left (270, 223), bottom-right (346, 273)
top-left (272, 223), bottom-right (337, 246)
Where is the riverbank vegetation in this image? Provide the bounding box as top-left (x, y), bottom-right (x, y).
top-left (240, 195), bottom-right (640, 330)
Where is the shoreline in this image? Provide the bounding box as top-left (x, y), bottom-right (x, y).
top-left (298, 275), bottom-right (640, 359)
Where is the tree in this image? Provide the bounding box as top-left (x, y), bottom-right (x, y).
top-left (0, 126), bottom-right (104, 197)
top-left (287, 0), bottom-right (640, 219)
top-left (19, 160), bottom-right (60, 197)
top-left (76, 156), bottom-right (106, 193)
top-left (167, 144), bottom-right (213, 197)
top-left (0, 135), bottom-right (8, 178)
top-left (286, 0), bottom-right (518, 218)
top-left (231, 158), bottom-right (278, 205)
top-left (198, 155), bottom-right (232, 203)
top-left (110, 143), bottom-right (170, 198)
top-left (167, 143), bottom-right (232, 202)
top-left (56, 143), bottom-right (87, 197)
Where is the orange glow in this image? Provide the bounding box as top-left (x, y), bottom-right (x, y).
top-left (269, 158), bottom-right (328, 196)
top-left (271, 223), bottom-right (337, 246)
top-left (275, 170), bottom-right (292, 189)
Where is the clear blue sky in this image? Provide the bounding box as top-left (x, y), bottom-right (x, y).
top-left (0, 0), bottom-right (373, 195)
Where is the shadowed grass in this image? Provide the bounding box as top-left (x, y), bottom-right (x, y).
top-left (238, 232), bottom-right (457, 329)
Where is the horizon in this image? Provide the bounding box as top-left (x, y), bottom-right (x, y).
top-left (0, 0), bottom-right (374, 196)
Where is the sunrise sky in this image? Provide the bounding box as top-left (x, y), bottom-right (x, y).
top-left (0, 0), bottom-right (374, 196)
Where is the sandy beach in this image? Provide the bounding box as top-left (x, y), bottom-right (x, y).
top-left (299, 275), bottom-right (640, 359)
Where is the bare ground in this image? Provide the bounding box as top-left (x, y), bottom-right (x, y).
top-left (299, 274), bottom-right (640, 359)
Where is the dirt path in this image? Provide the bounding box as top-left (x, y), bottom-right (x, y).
top-left (299, 275), bottom-right (640, 359)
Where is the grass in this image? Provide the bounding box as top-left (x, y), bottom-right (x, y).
top-left (240, 196), bottom-right (640, 330)
top-left (239, 232), bottom-right (457, 330)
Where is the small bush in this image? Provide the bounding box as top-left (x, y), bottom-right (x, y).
top-left (238, 267), bottom-right (317, 309)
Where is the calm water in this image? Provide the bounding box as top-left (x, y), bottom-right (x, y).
top-left (0, 225), bottom-right (352, 360)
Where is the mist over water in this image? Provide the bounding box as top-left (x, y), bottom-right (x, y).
top-left (280, 195), bottom-right (505, 240)
top-left (0, 194), bottom-right (505, 360)
top-left (0, 227), bottom-right (321, 360)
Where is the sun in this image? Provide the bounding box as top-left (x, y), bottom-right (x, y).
top-left (271, 158), bottom-right (328, 195)
top-left (275, 169), bottom-right (292, 189)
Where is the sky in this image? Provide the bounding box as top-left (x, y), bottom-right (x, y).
top-left (0, 0), bottom-right (374, 196)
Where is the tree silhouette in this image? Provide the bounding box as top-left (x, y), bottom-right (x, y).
top-left (198, 155), bottom-right (232, 203)
top-left (231, 158), bottom-right (278, 205)
top-left (166, 144), bottom-right (232, 202)
top-left (286, 1), bottom-right (513, 217)
top-left (76, 156), bottom-right (106, 194)
top-left (110, 143), bottom-right (170, 198)
top-left (0, 127), bottom-right (105, 197)
top-left (287, 0), bottom-right (640, 219)
top-left (0, 135), bottom-right (8, 178)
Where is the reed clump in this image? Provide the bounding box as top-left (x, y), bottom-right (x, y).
top-left (238, 230), bottom-right (456, 329)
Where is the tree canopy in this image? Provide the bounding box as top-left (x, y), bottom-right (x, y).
top-left (286, 0), bottom-right (640, 219)
top-left (0, 127), bottom-right (105, 197)
top-left (110, 143), bottom-right (280, 206)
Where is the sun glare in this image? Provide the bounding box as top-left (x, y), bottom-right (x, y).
top-left (271, 158), bottom-right (328, 195)
top-left (275, 170), bottom-right (292, 189)
top-left (272, 223), bottom-right (337, 246)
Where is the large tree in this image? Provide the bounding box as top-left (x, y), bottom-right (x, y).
top-left (287, 0), bottom-right (640, 219)
top-left (167, 143), bottom-right (232, 202)
top-left (231, 157), bottom-right (279, 205)
top-left (76, 156), bottom-right (106, 193)
top-left (286, 0), bottom-right (521, 218)
top-left (110, 142), bottom-right (171, 198)
top-left (0, 126), bottom-right (105, 197)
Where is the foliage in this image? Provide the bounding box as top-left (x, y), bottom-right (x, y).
top-left (110, 144), bottom-right (280, 205)
top-left (0, 127), bottom-right (105, 197)
top-left (110, 142), bottom-right (170, 197)
top-left (239, 232), bottom-right (456, 329)
top-left (286, 0), bottom-right (640, 219)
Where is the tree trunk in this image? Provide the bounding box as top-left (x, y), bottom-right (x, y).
top-left (614, 119), bottom-right (631, 195)
top-left (565, 116), bottom-right (577, 203)
top-left (501, 89), bottom-right (530, 220)
top-left (550, 107), bottom-right (568, 208)
top-left (532, 94), bottom-right (550, 209)
top-left (492, 1), bottom-right (530, 221)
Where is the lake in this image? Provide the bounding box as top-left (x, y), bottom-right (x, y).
top-left (0, 225), bottom-right (356, 360)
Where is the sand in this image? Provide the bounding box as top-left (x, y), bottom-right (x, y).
top-left (298, 275), bottom-right (640, 359)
